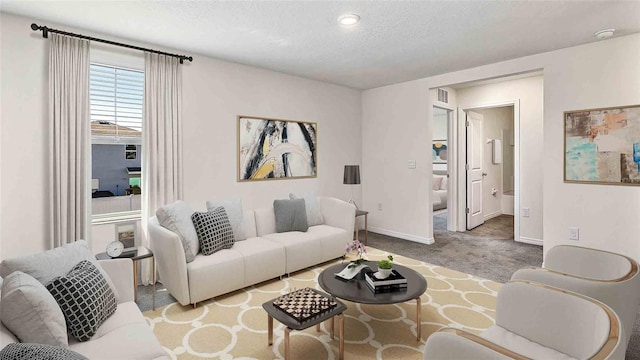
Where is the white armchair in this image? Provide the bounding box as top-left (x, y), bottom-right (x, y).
top-left (424, 280), bottom-right (623, 360)
top-left (511, 245), bottom-right (640, 354)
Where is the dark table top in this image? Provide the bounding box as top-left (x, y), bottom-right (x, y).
top-left (355, 209), bottom-right (369, 216)
top-left (96, 246), bottom-right (153, 261)
top-left (262, 288), bottom-right (347, 330)
top-left (318, 261), bottom-right (427, 304)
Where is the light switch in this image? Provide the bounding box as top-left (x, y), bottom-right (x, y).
top-left (407, 160), bottom-right (416, 169)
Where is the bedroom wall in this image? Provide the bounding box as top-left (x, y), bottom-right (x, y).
top-left (362, 33), bottom-right (640, 261)
top-left (0, 12), bottom-right (362, 258)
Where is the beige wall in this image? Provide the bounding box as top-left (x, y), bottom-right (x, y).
top-left (362, 34), bottom-right (640, 261)
top-left (0, 13), bottom-right (362, 258)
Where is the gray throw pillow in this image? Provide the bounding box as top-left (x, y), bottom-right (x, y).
top-left (192, 207), bottom-right (235, 255)
top-left (0, 343), bottom-right (88, 360)
top-left (273, 199), bottom-right (309, 233)
top-left (46, 260), bottom-right (117, 342)
top-left (156, 200), bottom-right (199, 262)
top-left (289, 192), bottom-right (324, 226)
top-left (0, 271), bottom-right (68, 347)
top-left (206, 198), bottom-right (246, 240)
top-left (0, 240), bottom-right (119, 302)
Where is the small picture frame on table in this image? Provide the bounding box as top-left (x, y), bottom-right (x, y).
top-left (116, 222), bottom-right (136, 251)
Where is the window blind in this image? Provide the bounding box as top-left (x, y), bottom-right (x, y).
top-left (90, 63), bottom-right (144, 134)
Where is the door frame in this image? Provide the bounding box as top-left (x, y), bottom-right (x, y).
top-left (457, 100), bottom-right (521, 243)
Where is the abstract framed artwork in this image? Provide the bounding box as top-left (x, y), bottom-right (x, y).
top-left (433, 140), bottom-right (448, 164)
top-left (237, 115), bottom-right (318, 181)
top-left (564, 104), bottom-right (640, 185)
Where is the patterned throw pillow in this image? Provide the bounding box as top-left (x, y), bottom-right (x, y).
top-left (192, 207), bottom-right (235, 256)
top-left (0, 343), bottom-right (88, 360)
top-left (46, 260), bottom-right (117, 342)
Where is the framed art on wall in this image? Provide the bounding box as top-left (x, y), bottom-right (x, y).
top-left (433, 140), bottom-right (448, 164)
top-left (237, 116), bottom-right (318, 181)
top-left (564, 104), bottom-right (640, 185)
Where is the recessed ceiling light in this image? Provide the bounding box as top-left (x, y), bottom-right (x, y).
top-left (595, 28), bottom-right (615, 40)
top-left (339, 14), bottom-right (360, 26)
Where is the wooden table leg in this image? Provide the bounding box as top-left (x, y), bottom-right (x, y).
top-left (338, 314), bottom-right (344, 360)
top-left (152, 256), bottom-right (156, 310)
top-left (331, 316), bottom-right (335, 339)
top-left (284, 327), bottom-right (291, 360)
top-left (316, 323), bottom-right (320, 332)
top-left (355, 217), bottom-right (360, 241)
top-left (364, 214), bottom-right (368, 245)
top-left (267, 315), bottom-right (273, 346)
top-left (133, 260), bottom-right (138, 302)
top-left (416, 296), bottom-right (422, 341)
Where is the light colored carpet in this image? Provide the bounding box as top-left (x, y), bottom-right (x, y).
top-left (143, 246), bottom-right (501, 359)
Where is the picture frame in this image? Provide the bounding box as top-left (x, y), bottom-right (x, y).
top-left (237, 115), bottom-right (318, 181)
top-left (115, 222), bottom-right (136, 250)
top-left (432, 139), bottom-right (448, 164)
top-left (564, 104), bottom-right (640, 186)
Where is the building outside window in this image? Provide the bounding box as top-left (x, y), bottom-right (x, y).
top-left (90, 63), bottom-right (144, 219)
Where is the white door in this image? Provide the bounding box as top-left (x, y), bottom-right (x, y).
top-left (466, 111), bottom-right (484, 230)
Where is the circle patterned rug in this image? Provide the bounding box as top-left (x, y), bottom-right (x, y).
top-left (143, 246), bottom-right (502, 359)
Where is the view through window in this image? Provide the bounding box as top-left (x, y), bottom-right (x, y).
top-left (90, 63), bottom-right (144, 218)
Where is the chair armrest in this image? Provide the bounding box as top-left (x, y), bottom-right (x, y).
top-left (148, 216), bottom-right (191, 306)
top-left (424, 328), bottom-right (523, 360)
top-left (319, 197), bottom-right (356, 234)
top-left (98, 259), bottom-right (134, 303)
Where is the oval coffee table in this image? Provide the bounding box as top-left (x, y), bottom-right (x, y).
top-left (318, 260), bottom-right (427, 341)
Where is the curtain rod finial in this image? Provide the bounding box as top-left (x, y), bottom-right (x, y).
top-left (31, 23), bottom-right (40, 31)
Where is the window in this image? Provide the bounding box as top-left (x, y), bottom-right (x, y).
top-left (90, 63), bottom-right (144, 219)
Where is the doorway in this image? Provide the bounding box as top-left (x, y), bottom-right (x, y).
top-left (432, 106), bottom-right (453, 232)
top-left (463, 101), bottom-right (519, 242)
top-left (465, 106), bottom-right (515, 239)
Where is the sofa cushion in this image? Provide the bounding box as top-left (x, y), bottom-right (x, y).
top-left (273, 199), bottom-right (309, 233)
top-left (156, 200), bottom-right (199, 262)
top-left (289, 192), bottom-right (324, 226)
top-left (192, 208), bottom-right (235, 255)
top-left (441, 176), bottom-right (448, 190)
top-left (0, 240), bottom-right (119, 301)
top-left (47, 260), bottom-right (117, 342)
top-left (0, 343), bottom-right (88, 360)
top-left (186, 250), bottom-right (245, 303)
top-left (307, 225), bottom-right (350, 262)
top-left (255, 207), bottom-right (276, 236)
top-left (206, 198), bottom-right (247, 240)
top-left (263, 232), bottom-right (322, 273)
top-left (0, 271), bottom-right (68, 347)
top-left (68, 303), bottom-right (167, 360)
top-left (231, 237), bottom-right (286, 285)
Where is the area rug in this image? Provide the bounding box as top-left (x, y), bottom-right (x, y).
top-left (143, 246), bottom-right (502, 359)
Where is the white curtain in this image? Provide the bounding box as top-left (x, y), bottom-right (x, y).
top-left (141, 53), bottom-right (183, 285)
top-left (48, 34), bottom-right (90, 249)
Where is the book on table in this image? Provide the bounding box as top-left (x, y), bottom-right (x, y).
top-left (364, 280), bottom-right (408, 293)
top-left (364, 269), bottom-right (407, 288)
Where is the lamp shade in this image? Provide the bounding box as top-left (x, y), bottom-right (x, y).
top-left (343, 165), bottom-right (360, 185)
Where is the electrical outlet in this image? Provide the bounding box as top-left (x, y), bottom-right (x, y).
top-left (522, 208), bottom-right (530, 217)
top-left (378, 203), bottom-right (383, 211)
top-left (568, 227), bottom-right (580, 241)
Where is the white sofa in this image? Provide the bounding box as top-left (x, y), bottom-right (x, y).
top-left (433, 173), bottom-right (447, 211)
top-left (0, 258), bottom-right (167, 359)
top-left (149, 197), bottom-right (355, 306)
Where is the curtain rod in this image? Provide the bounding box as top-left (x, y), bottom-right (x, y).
top-left (31, 23), bottom-right (193, 64)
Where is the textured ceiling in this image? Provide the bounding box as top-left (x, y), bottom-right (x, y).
top-left (2, 1), bottom-right (639, 89)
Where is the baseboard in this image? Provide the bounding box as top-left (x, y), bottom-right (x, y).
top-left (517, 236), bottom-right (543, 246)
top-left (483, 211), bottom-right (502, 221)
top-left (368, 227), bottom-right (434, 245)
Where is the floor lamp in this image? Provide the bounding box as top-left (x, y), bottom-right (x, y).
top-left (343, 165), bottom-right (360, 209)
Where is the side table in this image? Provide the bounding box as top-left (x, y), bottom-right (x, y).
top-left (262, 289), bottom-right (347, 360)
top-left (355, 209), bottom-right (369, 245)
top-left (96, 246), bottom-right (156, 310)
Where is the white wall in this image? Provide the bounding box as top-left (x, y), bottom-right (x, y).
top-left (0, 13), bottom-right (362, 258)
top-left (363, 34), bottom-right (640, 261)
top-left (457, 77), bottom-right (542, 241)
